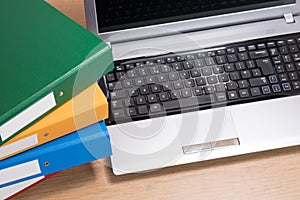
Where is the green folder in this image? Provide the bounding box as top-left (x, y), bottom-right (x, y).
top-left (0, 0), bottom-right (114, 145)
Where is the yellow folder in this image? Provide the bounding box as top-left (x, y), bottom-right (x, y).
top-left (0, 83), bottom-right (108, 160)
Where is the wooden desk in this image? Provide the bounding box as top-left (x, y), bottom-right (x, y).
top-left (15, 1), bottom-right (300, 199)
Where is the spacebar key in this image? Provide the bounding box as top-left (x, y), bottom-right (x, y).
top-left (162, 96), bottom-right (213, 111)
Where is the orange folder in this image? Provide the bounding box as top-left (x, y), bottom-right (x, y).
top-left (0, 83), bottom-right (108, 160)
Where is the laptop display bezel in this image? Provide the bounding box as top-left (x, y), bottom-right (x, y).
top-left (85, 0), bottom-right (299, 43)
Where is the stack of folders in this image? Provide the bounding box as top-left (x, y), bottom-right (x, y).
top-left (0, 1), bottom-right (114, 199)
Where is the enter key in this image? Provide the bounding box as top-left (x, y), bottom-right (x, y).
top-left (256, 58), bottom-right (275, 76)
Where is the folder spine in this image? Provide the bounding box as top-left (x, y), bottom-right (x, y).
top-left (0, 46), bottom-right (114, 145)
top-left (0, 121), bottom-right (112, 187)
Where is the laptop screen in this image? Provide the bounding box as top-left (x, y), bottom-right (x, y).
top-left (95, 0), bottom-right (295, 33)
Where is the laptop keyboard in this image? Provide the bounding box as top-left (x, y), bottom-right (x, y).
top-left (104, 33), bottom-right (300, 125)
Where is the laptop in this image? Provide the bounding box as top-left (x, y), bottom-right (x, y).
top-left (84, 0), bottom-right (300, 175)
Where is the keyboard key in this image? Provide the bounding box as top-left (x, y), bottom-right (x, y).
top-left (227, 54), bottom-right (238, 63)
top-left (228, 91), bottom-right (238, 100)
top-left (162, 83), bottom-right (172, 91)
top-left (292, 81), bottom-right (300, 90)
top-left (213, 66), bottom-right (224, 74)
top-left (227, 48), bottom-right (236, 54)
top-left (282, 83), bottom-right (292, 91)
top-left (196, 77), bottom-right (207, 86)
top-left (279, 46), bottom-right (289, 54)
top-left (239, 89), bottom-right (250, 98)
top-left (207, 76), bottom-right (218, 84)
top-left (138, 105), bottom-right (148, 115)
top-left (286, 64), bottom-right (296, 72)
top-left (179, 71), bottom-right (191, 79)
top-left (267, 42), bottom-right (276, 48)
top-left (139, 86), bottom-right (150, 95)
top-left (150, 104), bottom-right (162, 113)
top-left (127, 89), bottom-right (138, 97)
top-left (256, 58), bottom-right (275, 76)
top-left (167, 57), bottom-right (176, 63)
top-left (181, 89), bottom-right (192, 98)
top-left (174, 81), bottom-right (184, 89)
top-left (148, 94), bottom-right (158, 103)
top-left (162, 96), bottom-right (213, 111)
top-left (275, 65), bottom-right (285, 74)
top-left (279, 74), bottom-right (288, 82)
top-left (216, 84), bottom-right (226, 92)
top-left (108, 82), bottom-right (122, 91)
top-left (124, 98), bottom-right (135, 107)
top-left (205, 58), bottom-right (215, 66)
top-left (249, 77), bottom-right (268, 87)
top-left (246, 60), bottom-right (256, 69)
top-left (135, 78), bottom-right (145, 86)
top-left (216, 56), bottom-right (227, 64)
top-left (238, 46), bottom-right (247, 52)
top-left (224, 64), bottom-right (235, 72)
top-left (170, 91), bottom-right (181, 100)
top-left (202, 67), bottom-right (213, 76)
top-left (249, 50), bottom-right (269, 59)
top-left (269, 48), bottom-right (279, 56)
top-left (111, 100), bottom-right (123, 109)
top-left (238, 80), bottom-right (249, 89)
top-left (110, 90), bottom-right (127, 100)
top-left (241, 70), bottom-right (251, 79)
top-left (247, 45), bottom-right (256, 51)
top-left (262, 86), bottom-right (271, 95)
top-left (204, 86), bottom-right (215, 94)
top-left (257, 43), bottom-right (266, 49)
top-left (186, 54), bottom-right (196, 60)
top-left (193, 87), bottom-right (204, 96)
top-left (229, 72), bottom-right (240, 81)
top-left (235, 62), bottom-right (246, 70)
top-left (216, 93), bottom-right (227, 102)
top-left (127, 107), bottom-right (137, 117)
top-left (272, 84), bottom-right (282, 93)
top-left (146, 76), bottom-right (156, 84)
top-left (217, 49), bottom-right (226, 55)
top-left (218, 74), bottom-right (230, 83)
top-left (150, 85), bottom-right (161, 93)
top-left (183, 61), bottom-right (194, 70)
top-left (185, 79), bottom-right (195, 88)
top-left (250, 87), bottom-right (261, 97)
top-left (106, 73), bottom-right (116, 82)
top-left (169, 72), bottom-right (180, 81)
top-left (161, 65), bottom-right (171, 73)
top-left (159, 93), bottom-right (170, 101)
top-left (226, 82), bottom-right (238, 90)
top-left (136, 96), bottom-right (147, 105)
top-left (191, 69), bottom-right (202, 77)
top-left (269, 75), bottom-right (278, 84)
top-left (289, 72), bottom-right (299, 81)
top-left (113, 109), bottom-right (126, 119)
top-left (172, 63), bottom-right (183, 71)
top-left (158, 74), bottom-right (168, 82)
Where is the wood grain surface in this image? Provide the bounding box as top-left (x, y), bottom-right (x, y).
top-left (15, 1), bottom-right (300, 199)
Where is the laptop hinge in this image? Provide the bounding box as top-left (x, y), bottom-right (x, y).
top-left (284, 13), bottom-right (295, 24)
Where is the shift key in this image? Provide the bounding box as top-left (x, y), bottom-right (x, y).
top-left (256, 58), bottom-right (275, 76)
top-left (110, 90), bottom-right (127, 100)
top-left (249, 77), bottom-right (268, 87)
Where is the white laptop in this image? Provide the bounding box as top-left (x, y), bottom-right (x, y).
top-left (84, 0), bottom-right (300, 175)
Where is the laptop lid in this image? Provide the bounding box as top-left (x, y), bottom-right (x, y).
top-left (85, 0), bottom-right (299, 43)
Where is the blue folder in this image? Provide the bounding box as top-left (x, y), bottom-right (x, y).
top-left (0, 121), bottom-right (112, 188)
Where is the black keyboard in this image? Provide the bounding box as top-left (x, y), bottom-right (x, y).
top-left (104, 33), bottom-right (300, 125)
